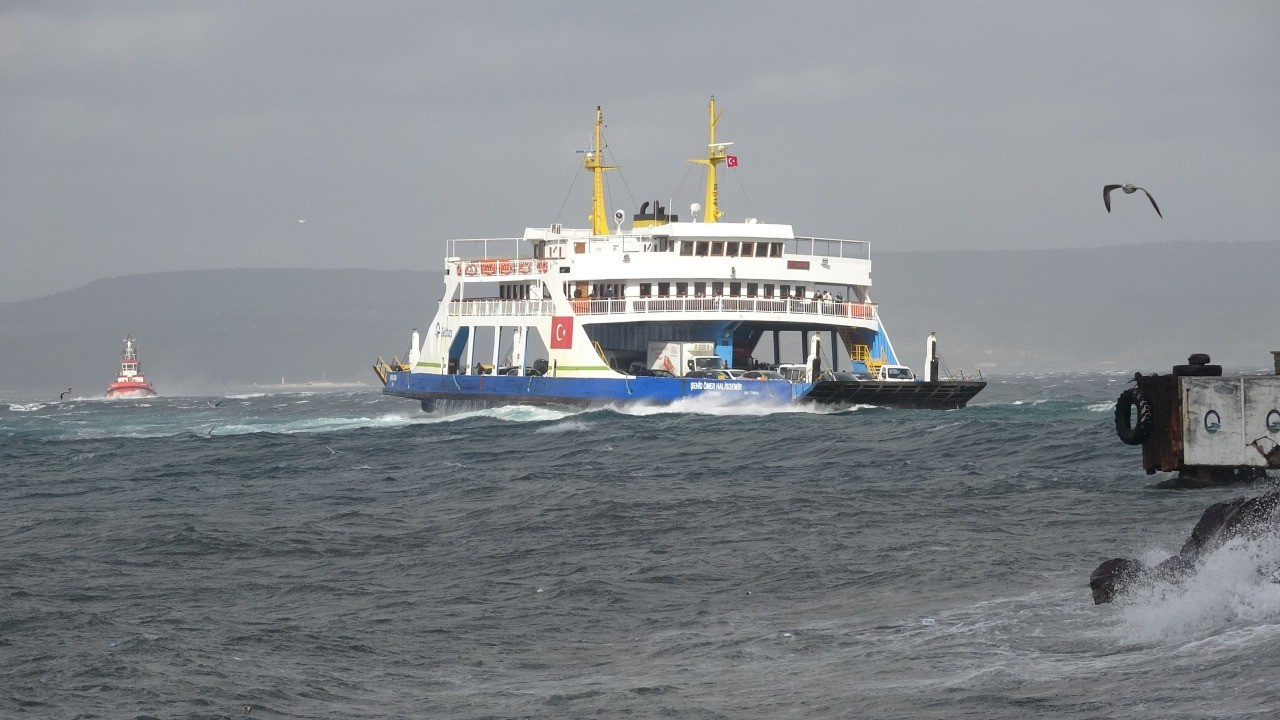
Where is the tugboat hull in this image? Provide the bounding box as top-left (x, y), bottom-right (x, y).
top-left (106, 382), bottom-right (157, 399)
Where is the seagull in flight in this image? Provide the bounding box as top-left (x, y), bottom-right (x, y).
top-left (1104, 184), bottom-right (1162, 218)
top-left (60, 387), bottom-right (72, 400)
top-left (298, 218), bottom-right (307, 224)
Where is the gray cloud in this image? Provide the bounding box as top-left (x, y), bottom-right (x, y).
top-left (2, 1), bottom-right (1278, 302)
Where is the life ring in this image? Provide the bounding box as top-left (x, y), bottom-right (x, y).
top-left (536, 260), bottom-right (549, 273)
top-left (498, 260), bottom-right (513, 275)
top-left (518, 260), bottom-right (532, 274)
top-left (1115, 387), bottom-right (1153, 445)
top-left (464, 263), bottom-right (479, 277)
top-left (480, 260), bottom-right (497, 276)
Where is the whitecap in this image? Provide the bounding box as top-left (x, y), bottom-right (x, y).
top-left (536, 419), bottom-right (591, 434)
top-left (6, 403), bottom-right (47, 412)
top-left (1115, 531), bottom-right (1280, 645)
top-left (611, 395), bottom-right (842, 417)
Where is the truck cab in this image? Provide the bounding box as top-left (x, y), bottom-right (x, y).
top-left (876, 364), bottom-right (915, 381)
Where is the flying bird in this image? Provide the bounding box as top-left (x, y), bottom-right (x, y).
top-left (206, 398), bottom-right (224, 408)
top-left (298, 218), bottom-right (307, 224)
top-left (1104, 184), bottom-right (1162, 218)
top-left (60, 387), bottom-right (72, 400)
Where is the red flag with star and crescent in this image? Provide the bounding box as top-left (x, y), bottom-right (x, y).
top-left (551, 316), bottom-right (573, 349)
top-left (726, 155), bottom-right (738, 167)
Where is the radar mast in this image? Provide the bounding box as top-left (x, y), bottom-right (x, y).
top-left (688, 96), bottom-right (731, 223)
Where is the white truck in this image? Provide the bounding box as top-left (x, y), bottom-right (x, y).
top-left (647, 341), bottom-right (727, 377)
top-left (876, 364), bottom-right (916, 381)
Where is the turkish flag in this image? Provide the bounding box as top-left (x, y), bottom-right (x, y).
top-left (726, 155), bottom-right (738, 167)
top-left (551, 316), bottom-right (573, 349)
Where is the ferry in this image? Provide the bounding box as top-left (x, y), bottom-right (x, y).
top-left (105, 334), bottom-right (157, 398)
top-left (376, 100), bottom-right (985, 412)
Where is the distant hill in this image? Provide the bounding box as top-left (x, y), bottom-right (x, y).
top-left (0, 269), bottom-right (435, 397)
top-left (2, 241), bottom-right (1276, 398)
top-left (871, 240), bottom-right (1279, 373)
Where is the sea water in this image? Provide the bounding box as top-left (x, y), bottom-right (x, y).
top-left (2, 374), bottom-right (1277, 719)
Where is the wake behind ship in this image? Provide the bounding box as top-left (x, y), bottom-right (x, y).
top-left (376, 100), bottom-right (984, 412)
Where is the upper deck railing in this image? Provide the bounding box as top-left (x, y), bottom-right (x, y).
top-left (447, 296), bottom-right (878, 321)
top-left (446, 234), bottom-right (870, 262)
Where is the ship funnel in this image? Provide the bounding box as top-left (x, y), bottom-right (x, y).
top-left (632, 200), bottom-right (679, 228)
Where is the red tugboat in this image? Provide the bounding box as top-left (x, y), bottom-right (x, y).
top-left (105, 334), bottom-right (157, 398)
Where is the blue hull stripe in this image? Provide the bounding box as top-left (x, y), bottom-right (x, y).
top-left (384, 372), bottom-right (802, 406)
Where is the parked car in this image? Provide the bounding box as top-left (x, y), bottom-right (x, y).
top-left (742, 370), bottom-right (786, 381)
top-left (686, 369), bottom-right (734, 380)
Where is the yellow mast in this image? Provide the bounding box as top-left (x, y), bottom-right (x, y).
top-left (688, 96), bottom-right (729, 223)
top-left (584, 106), bottom-right (616, 235)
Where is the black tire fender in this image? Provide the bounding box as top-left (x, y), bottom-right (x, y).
top-left (1115, 387), bottom-right (1153, 445)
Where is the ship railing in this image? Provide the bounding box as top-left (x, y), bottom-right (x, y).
top-left (580, 297), bottom-right (878, 320)
top-left (445, 236), bottom-right (869, 263)
top-left (445, 296), bottom-right (878, 320)
top-left (447, 299), bottom-right (556, 317)
top-left (447, 237), bottom-right (536, 261)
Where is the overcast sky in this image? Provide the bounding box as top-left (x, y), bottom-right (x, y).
top-left (2, 1), bottom-right (1277, 303)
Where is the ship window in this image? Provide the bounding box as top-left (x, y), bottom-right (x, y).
top-left (755, 243), bottom-right (769, 257)
top-left (763, 283), bottom-right (774, 298)
top-left (711, 241), bottom-right (724, 256)
top-left (726, 241), bottom-right (739, 257)
top-left (730, 281), bottom-right (741, 296)
top-left (658, 281), bottom-right (671, 296)
top-left (746, 283), bottom-right (758, 298)
top-left (680, 242), bottom-right (693, 256)
top-left (780, 284), bottom-right (790, 298)
top-left (795, 285), bottom-right (806, 298)
top-left (696, 241), bottom-right (710, 256)
top-left (676, 282), bottom-right (689, 297)
top-left (741, 242), bottom-right (754, 257)
top-left (694, 281), bottom-right (706, 296)
top-left (770, 243), bottom-right (783, 258)
top-left (712, 281), bottom-right (724, 296)
top-left (640, 282), bottom-right (652, 297)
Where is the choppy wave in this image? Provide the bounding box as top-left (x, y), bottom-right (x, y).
top-left (2, 376), bottom-right (1278, 719)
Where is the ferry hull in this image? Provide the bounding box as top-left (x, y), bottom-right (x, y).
top-left (383, 372), bottom-right (797, 409)
top-left (383, 372), bottom-right (984, 411)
